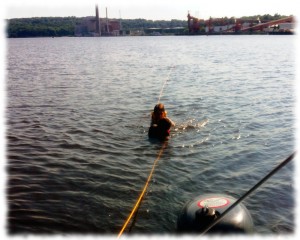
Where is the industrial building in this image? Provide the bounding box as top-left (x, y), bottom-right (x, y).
top-left (187, 13), bottom-right (295, 34)
top-left (75, 5), bottom-right (121, 36)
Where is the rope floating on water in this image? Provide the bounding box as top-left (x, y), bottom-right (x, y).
top-left (117, 142), bottom-right (168, 238)
top-left (157, 65), bottom-right (174, 104)
top-left (118, 65), bottom-right (174, 238)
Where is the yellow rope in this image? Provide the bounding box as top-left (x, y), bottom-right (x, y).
top-left (118, 65), bottom-right (173, 238)
top-left (117, 142), bottom-right (167, 238)
top-left (157, 65), bottom-right (174, 104)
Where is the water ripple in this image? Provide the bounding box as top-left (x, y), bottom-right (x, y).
top-left (7, 36), bottom-right (295, 234)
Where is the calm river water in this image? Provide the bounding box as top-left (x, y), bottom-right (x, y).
top-left (6, 35), bottom-right (295, 235)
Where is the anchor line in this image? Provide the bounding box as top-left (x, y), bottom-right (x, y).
top-left (117, 142), bottom-right (168, 238)
top-left (131, 65), bottom-right (174, 127)
top-left (157, 65), bottom-right (174, 104)
top-left (118, 65), bottom-right (174, 238)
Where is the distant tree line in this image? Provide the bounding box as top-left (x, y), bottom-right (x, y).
top-left (120, 19), bottom-right (187, 30)
top-left (241, 13), bottom-right (288, 22)
top-left (6, 14), bottom-right (290, 38)
top-left (7, 17), bottom-right (82, 38)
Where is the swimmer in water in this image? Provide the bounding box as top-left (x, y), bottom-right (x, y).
top-left (148, 103), bottom-right (175, 140)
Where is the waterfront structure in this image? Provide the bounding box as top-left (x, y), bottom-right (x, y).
top-left (187, 13), bottom-right (295, 34)
top-left (75, 5), bottom-right (121, 36)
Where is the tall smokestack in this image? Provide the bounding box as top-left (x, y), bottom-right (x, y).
top-left (95, 4), bottom-right (101, 36)
top-left (106, 7), bottom-right (110, 34)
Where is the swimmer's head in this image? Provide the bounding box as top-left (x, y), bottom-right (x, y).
top-left (154, 103), bottom-right (165, 113)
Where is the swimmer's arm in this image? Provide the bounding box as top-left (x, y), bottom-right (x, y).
top-left (165, 117), bottom-right (175, 127)
top-left (170, 119), bottom-right (176, 127)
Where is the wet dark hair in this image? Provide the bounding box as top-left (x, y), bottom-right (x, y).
top-left (154, 103), bottom-right (165, 113)
top-left (151, 103), bottom-right (167, 124)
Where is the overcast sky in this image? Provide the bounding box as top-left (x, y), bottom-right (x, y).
top-left (2, 0), bottom-right (297, 20)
